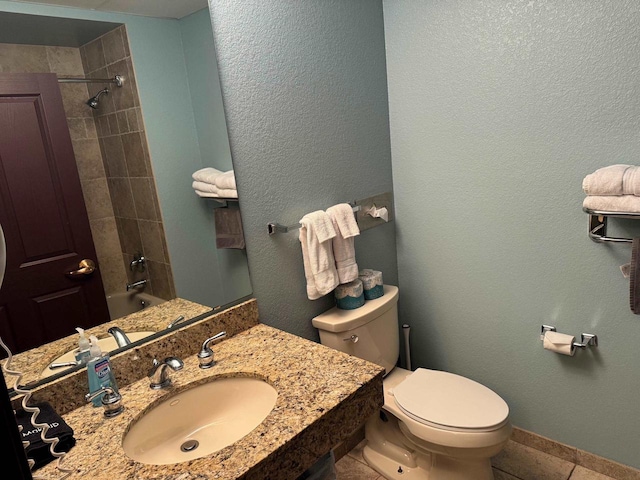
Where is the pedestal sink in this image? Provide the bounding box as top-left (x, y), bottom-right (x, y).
top-left (40, 331), bottom-right (155, 378)
top-left (122, 376), bottom-right (278, 465)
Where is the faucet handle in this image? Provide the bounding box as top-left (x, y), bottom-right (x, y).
top-left (197, 332), bottom-right (227, 369)
top-left (85, 386), bottom-right (124, 418)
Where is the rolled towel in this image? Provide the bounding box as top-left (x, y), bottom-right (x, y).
top-left (192, 167), bottom-right (224, 184)
top-left (582, 164), bottom-right (640, 196)
top-left (192, 180), bottom-right (219, 194)
top-left (299, 211), bottom-right (339, 300)
top-left (326, 203), bottom-right (360, 284)
top-left (583, 195), bottom-right (640, 213)
top-left (214, 170), bottom-right (237, 190)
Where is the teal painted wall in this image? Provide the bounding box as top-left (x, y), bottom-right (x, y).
top-left (179, 8), bottom-right (233, 172)
top-left (384, 0), bottom-right (640, 468)
top-left (0, 1), bottom-right (251, 308)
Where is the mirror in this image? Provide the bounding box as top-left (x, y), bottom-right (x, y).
top-left (0, 5), bottom-right (252, 389)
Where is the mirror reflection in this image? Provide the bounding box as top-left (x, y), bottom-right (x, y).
top-left (0, 5), bottom-right (252, 388)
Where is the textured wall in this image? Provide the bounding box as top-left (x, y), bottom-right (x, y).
top-left (209, 0), bottom-right (398, 340)
top-left (385, 0), bottom-right (640, 468)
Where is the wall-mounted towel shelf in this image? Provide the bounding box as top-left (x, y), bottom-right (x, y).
top-left (585, 208), bottom-right (640, 244)
top-left (204, 197), bottom-right (239, 208)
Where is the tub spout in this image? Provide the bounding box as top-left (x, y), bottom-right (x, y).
top-left (126, 279), bottom-right (147, 291)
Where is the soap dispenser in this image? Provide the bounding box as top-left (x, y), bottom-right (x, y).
top-left (87, 335), bottom-right (119, 407)
top-left (74, 327), bottom-right (91, 365)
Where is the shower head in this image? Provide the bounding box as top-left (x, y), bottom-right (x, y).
top-left (87, 88), bottom-right (109, 109)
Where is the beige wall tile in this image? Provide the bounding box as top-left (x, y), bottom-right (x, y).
top-left (82, 38), bottom-right (106, 73)
top-left (108, 178), bottom-right (136, 219)
top-left (121, 132), bottom-right (148, 177)
top-left (107, 58), bottom-right (137, 110)
top-left (492, 440), bottom-right (575, 480)
top-left (72, 138), bottom-right (106, 181)
top-left (59, 83), bottom-right (91, 118)
top-left (90, 217), bottom-right (122, 260)
top-left (147, 260), bottom-right (174, 300)
top-left (0, 43), bottom-right (49, 73)
top-left (120, 26), bottom-right (131, 57)
top-left (577, 450), bottom-right (640, 480)
top-left (138, 220), bottom-right (166, 263)
top-left (116, 217), bottom-right (143, 256)
top-left (81, 178), bottom-right (114, 220)
top-left (97, 253), bottom-right (128, 295)
top-left (101, 136), bottom-right (128, 177)
top-left (116, 111), bottom-right (129, 133)
top-left (512, 427), bottom-right (577, 464)
top-left (130, 178), bottom-right (158, 221)
top-left (125, 108), bottom-right (140, 132)
top-left (66, 118), bottom-right (87, 141)
top-left (85, 118), bottom-right (98, 139)
top-left (570, 466), bottom-right (616, 480)
top-left (45, 46), bottom-right (84, 76)
top-left (101, 28), bottom-right (126, 65)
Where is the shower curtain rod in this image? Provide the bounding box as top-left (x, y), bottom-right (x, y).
top-left (57, 75), bottom-right (123, 87)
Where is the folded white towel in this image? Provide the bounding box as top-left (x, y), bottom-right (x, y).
top-left (583, 195), bottom-right (640, 213)
top-left (582, 165), bottom-right (640, 196)
top-left (194, 190), bottom-right (220, 198)
top-left (192, 167), bottom-right (224, 184)
top-left (299, 211), bottom-right (339, 300)
top-left (214, 170), bottom-right (237, 190)
top-left (217, 188), bottom-right (238, 199)
top-left (192, 180), bottom-right (219, 194)
top-left (326, 203), bottom-right (359, 284)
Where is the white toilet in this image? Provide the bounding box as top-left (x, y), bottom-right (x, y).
top-left (312, 285), bottom-right (511, 480)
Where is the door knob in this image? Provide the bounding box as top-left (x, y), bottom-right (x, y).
top-left (66, 259), bottom-right (96, 278)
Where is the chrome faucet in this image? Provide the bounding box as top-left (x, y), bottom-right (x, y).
top-left (129, 253), bottom-right (146, 272)
top-left (197, 331), bottom-right (227, 369)
top-left (126, 279), bottom-right (147, 291)
top-left (167, 315), bottom-right (185, 329)
top-left (85, 386), bottom-right (124, 418)
top-left (107, 326), bottom-right (131, 348)
top-left (148, 357), bottom-right (184, 389)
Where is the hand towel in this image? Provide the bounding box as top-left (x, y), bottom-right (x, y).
top-left (583, 194), bottom-right (640, 213)
top-left (326, 203), bottom-right (360, 284)
top-left (214, 170), bottom-right (237, 190)
top-left (631, 238), bottom-right (640, 314)
top-left (15, 402), bottom-right (76, 470)
top-left (192, 180), bottom-right (219, 194)
top-left (582, 164), bottom-right (640, 196)
top-left (214, 206), bottom-right (245, 249)
top-left (299, 211), bottom-right (339, 300)
top-left (192, 167), bottom-right (224, 184)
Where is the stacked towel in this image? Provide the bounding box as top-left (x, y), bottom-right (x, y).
top-left (326, 203), bottom-right (360, 284)
top-left (583, 165), bottom-right (640, 212)
top-left (191, 168), bottom-right (238, 198)
top-left (299, 211), bottom-right (339, 300)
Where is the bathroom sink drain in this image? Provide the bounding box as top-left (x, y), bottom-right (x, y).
top-left (180, 440), bottom-right (199, 452)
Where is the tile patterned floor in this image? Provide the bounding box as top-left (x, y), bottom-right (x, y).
top-left (334, 439), bottom-right (622, 480)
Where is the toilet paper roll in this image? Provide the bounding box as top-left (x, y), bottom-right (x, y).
top-left (543, 331), bottom-right (575, 356)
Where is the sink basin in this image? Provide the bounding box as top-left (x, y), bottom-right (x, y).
top-left (122, 376), bottom-right (278, 465)
top-left (40, 331), bottom-right (155, 378)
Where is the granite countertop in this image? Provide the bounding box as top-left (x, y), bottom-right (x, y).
top-left (8, 298), bottom-right (212, 386)
top-left (37, 324), bottom-right (385, 480)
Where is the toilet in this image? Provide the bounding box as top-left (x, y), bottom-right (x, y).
top-left (312, 285), bottom-right (511, 480)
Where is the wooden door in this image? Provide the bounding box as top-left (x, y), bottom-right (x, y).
top-left (0, 73), bottom-right (110, 354)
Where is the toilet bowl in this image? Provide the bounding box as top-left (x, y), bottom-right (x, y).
top-left (312, 285), bottom-right (511, 480)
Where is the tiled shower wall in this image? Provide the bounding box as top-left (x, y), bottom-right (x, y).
top-left (0, 42), bottom-right (127, 295)
top-left (79, 26), bottom-right (176, 300)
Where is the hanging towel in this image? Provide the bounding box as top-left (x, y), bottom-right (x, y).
top-left (326, 203), bottom-right (360, 284)
top-left (15, 402), bottom-right (76, 470)
top-left (192, 167), bottom-right (224, 184)
top-left (583, 195), bottom-right (640, 213)
top-left (299, 211), bottom-right (339, 300)
top-left (583, 164), bottom-right (640, 196)
top-left (214, 170), bottom-right (237, 190)
top-left (631, 238), bottom-right (640, 314)
top-left (214, 206), bottom-right (245, 249)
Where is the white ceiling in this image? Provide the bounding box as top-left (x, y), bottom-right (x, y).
top-left (9, 0), bottom-right (208, 19)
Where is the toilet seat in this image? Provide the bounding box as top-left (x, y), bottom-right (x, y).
top-left (392, 368), bottom-right (509, 433)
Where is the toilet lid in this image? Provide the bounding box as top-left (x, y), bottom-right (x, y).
top-left (392, 368), bottom-right (509, 431)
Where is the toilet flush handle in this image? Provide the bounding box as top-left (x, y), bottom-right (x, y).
top-left (343, 335), bottom-right (359, 343)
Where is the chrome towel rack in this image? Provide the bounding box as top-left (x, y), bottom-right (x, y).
top-left (268, 205), bottom-right (361, 235)
top-left (585, 208), bottom-right (640, 243)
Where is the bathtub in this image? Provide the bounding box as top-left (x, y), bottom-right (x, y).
top-left (106, 291), bottom-right (167, 320)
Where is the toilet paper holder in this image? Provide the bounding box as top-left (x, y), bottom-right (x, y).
top-left (541, 325), bottom-right (598, 349)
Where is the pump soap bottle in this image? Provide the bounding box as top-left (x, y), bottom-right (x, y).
top-left (87, 335), bottom-right (119, 407)
top-left (74, 327), bottom-right (91, 365)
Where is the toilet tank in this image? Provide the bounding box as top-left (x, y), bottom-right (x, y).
top-left (312, 285), bottom-right (399, 375)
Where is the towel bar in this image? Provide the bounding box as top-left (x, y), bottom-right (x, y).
top-left (584, 208), bottom-right (640, 243)
top-left (268, 205), bottom-right (361, 236)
